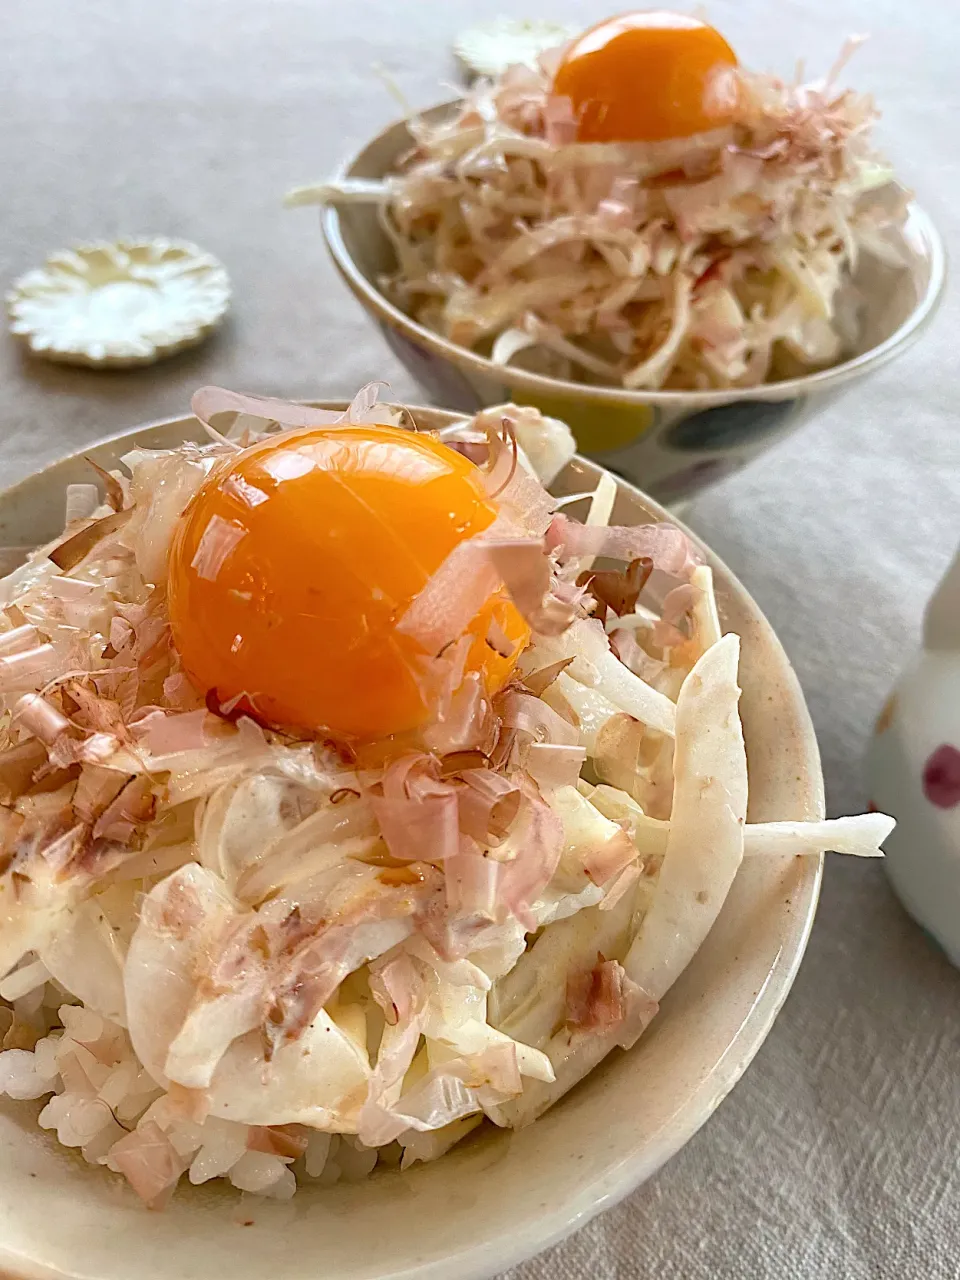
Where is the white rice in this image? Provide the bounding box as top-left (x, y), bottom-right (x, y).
top-left (0, 981), bottom-right (403, 1201)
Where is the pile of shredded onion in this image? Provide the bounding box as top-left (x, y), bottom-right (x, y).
top-left (0, 389), bottom-right (892, 1204)
top-left (296, 39), bottom-right (908, 390)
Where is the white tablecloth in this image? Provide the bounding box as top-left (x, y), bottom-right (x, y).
top-left (2, 3), bottom-right (959, 1275)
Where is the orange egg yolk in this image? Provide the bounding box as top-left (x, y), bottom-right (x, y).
top-left (553, 10), bottom-right (738, 144)
top-left (166, 426), bottom-right (529, 741)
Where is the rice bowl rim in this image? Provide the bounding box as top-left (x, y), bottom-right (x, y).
top-left (0, 403), bottom-right (825, 1280)
top-left (320, 101), bottom-right (946, 410)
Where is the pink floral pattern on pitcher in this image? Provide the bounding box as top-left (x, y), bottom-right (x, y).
top-left (922, 744), bottom-right (960, 809)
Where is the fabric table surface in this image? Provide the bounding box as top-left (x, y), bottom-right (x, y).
top-left (2, 2), bottom-right (959, 1276)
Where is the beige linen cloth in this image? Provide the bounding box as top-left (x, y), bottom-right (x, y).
top-left (2, 2), bottom-right (959, 1276)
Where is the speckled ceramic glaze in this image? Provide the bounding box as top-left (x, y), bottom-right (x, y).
top-left (0, 406), bottom-right (824, 1280)
top-left (867, 548), bottom-right (960, 967)
top-left (319, 106), bottom-right (944, 505)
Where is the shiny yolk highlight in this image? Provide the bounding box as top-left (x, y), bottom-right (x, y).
top-left (554, 11), bottom-right (738, 144)
top-left (167, 426), bottom-right (529, 740)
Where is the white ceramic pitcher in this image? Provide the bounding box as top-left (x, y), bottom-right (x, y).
top-left (867, 546), bottom-right (960, 966)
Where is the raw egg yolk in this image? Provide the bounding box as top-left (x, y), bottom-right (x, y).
top-left (166, 426), bottom-right (529, 741)
top-left (553, 11), bottom-right (738, 144)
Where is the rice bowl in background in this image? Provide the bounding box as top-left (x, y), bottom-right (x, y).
top-left (298, 19), bottom-right (944, 504)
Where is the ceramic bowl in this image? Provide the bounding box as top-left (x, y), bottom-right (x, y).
top-left (319, 105), bottom-right (945, 505)
top-left (0, 406), bottom-right (824, 1280)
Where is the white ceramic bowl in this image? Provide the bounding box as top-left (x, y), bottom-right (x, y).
top-left (318, 106), bottom-right (945, 504)
top-left (0, 406), bottom-right (824, 1280)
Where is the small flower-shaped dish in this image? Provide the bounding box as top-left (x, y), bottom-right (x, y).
top-left (6, 239), bottom-right (230, 369)
top-left (453, 19), bottom-right (578, 78)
